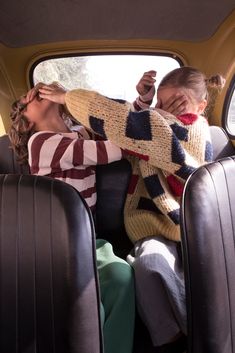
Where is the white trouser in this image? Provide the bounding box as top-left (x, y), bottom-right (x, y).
top-left (127, 235), bottom-right (187, 347)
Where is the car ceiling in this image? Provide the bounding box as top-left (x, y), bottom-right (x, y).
top-left (0, 0), bottom-right (235, 47)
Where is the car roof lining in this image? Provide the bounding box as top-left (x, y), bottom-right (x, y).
top-left (0, 0), bottom-right (235, 47)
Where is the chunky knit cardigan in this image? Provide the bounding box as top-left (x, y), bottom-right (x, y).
top-left (65, 89), bottom-right (213, 243)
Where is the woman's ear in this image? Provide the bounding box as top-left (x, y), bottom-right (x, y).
top-left (198, 99), bottom-right (207, 114)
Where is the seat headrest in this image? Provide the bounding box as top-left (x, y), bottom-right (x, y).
top-left (210, 125), bottom-right (235, 160)
top-left (0, 134), bottom-right (29, 174)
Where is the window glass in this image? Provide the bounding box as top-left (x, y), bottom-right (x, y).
top-left (0, 114), bottom-right (5, 136)
top-left (226, 87), bottom-right (235, 135)
top-left (33, 55), bottom-right (180, 106)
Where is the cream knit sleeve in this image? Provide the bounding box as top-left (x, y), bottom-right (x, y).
top-left (65, 89), bottom-right (201, 174)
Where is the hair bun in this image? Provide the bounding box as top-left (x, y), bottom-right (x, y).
top-left (206, 74), bottom-right (226, 89)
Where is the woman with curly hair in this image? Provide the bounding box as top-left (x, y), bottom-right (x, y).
top-left (9, 83), bottom-right (135, 353)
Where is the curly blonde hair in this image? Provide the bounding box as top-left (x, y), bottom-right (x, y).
top-left (8, 98), bottom-right (35, 164)
top-left (8, 97), bottom-right (77, 164)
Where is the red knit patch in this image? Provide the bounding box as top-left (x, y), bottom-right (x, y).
top-left (167, 175), bottom-right (184, 197)
top-left (124, 149), bottom-right (149, 161)
top-left (177, 113), bottom-right (198, 125)
top-left (128, 175), bottom-right (139, 194)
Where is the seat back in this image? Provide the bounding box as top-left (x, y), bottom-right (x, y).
top-left (181, 156), bottom-right (235, 353)
top-left (0, 174), bottom-right (103, 353)
top-left (0, 134), bottom-right (29, 174)
top-left (210, 125), bottom-right (235, 160)
top-left (96, 160), bottom-right (133, 257)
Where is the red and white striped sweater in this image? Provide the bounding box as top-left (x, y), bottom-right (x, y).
top-left (28, 125), bottom-right (124, 211)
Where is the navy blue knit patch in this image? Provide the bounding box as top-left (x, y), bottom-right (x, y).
top-left (205, 141), bottom-right (213, 162)
top-left (89, 116), bottom-right (107, 139)
top-left (168, 209), bottom-right (180, 225)
top-left (109, 98), bottom-right (127, 104)
top-left (171, 134), bottom-right (185, 164)
top-left (170, 123), bottom-right (188, 141)
top-left (126, 111), bottom-right (152, 140)
top-left (137, 197), bottom-right (163, 214)
top-left (176, 165), bottom-right (196, 180)
top-left (144, 174), bottom-right (165, 198)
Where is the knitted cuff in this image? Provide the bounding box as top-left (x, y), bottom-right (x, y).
top-left (139, 85), bottom-right (155, 103)
top-left (134, 96), bottom-right (152, 111)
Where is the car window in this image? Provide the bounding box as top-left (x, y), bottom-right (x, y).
top-left (0, 114), bottom-right (5, 135)
top-left (223, 76), bottom-right (235, 137)
top-left (32, 54), bottom-right (181, 106)
top-left (226, 89), bottom-right (235, 136)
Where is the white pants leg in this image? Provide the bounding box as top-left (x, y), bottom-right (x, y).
top-left (127, 236), bottom-right (187, 347)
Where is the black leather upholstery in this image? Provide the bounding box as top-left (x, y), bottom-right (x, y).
top-left (0, 134), bottom-right (29, 174)
top-left (210, 125), bottom-right (235, 160)
top-left (0, 174), bottom-right (103, 353)
top-left (96, 160), bottom-right (133, 257)
top-left (0, 126), bottom-right (234, 353)
top-left (181, 156), bottom-right (235, 353)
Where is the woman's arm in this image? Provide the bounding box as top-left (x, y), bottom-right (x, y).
top-left (65, 89), bottom-right (202, 173)
top-left (28, 131), bottom-right (124, 175)
top-left (39, 86), bottom-right (205, 174)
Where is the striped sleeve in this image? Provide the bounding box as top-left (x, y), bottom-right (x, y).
top-left (28, 131), bottom-right (124, 175)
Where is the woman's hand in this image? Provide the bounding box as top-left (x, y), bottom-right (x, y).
top-left (136, 70), bottom-right (156, 97)
top-left (156, 94), bottom-right (189, 116)
top-left (39, 83), bottom-right (67, 104)
top-left (24, 82), bottom-right (45, 103)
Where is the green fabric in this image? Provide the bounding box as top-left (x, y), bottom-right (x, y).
top-left (96, 239), bottom-right (135, 353)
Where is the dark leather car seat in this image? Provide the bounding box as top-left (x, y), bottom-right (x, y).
top-left (0, 125), bottom-right (234, 353)
top-left (0, 134), bottom-right (29, 174)
top-left (181, 156), bottom-right (235, 353)
top-left (210, 125), bottom-right (235, 160)
top-left (96, 160), bottom-right (133, 257)
top-left (0, 174), bottom-right (103, 353)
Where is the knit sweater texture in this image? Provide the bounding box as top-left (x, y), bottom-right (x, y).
top-left (65, 89), bottom-right (213, 242)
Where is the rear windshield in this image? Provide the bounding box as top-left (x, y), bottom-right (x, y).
top-left (32, 54), bottom-right (181, 106)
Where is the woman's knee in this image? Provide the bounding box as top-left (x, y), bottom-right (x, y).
top-left (131, 253), bottom-right (156, 278)
top-left (104, 261), bottom-right (134, 290)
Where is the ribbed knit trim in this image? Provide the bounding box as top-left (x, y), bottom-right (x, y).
top-left (125, 210), bottom-right (181, 243)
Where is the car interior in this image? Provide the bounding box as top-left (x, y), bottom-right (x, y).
top-left (0, 1), bottom-right (235, 352)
